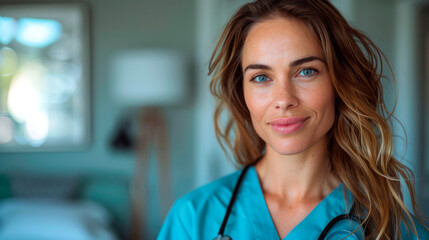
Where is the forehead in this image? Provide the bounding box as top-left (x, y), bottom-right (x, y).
top-left (242, 18), bottom-right (324, 66)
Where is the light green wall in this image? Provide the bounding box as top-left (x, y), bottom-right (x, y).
top-left (333, 0), bottom-right (427, 212)
top-left (0, 0), bottom-right (196, 238)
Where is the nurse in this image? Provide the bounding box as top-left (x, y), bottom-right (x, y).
top-left (158, 0), bottom-right (428, 239)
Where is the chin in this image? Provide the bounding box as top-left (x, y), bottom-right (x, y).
top-left (269, 142), bottom-right (310, 156)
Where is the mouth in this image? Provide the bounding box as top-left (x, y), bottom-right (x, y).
top-left (269, 117), bottom-right (309, 134)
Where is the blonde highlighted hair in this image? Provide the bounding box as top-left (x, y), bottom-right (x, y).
top-left (209, 0), bottom-right (427, 238)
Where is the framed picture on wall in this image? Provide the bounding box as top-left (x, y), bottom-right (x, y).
top-left (0, 3), bottom-right (91, 151)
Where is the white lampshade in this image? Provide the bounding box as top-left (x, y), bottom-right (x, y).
top-left (110, 49), bottom-right (188, 106)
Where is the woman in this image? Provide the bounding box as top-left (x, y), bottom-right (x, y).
top-left (158, 0), bottom-right (428, 239)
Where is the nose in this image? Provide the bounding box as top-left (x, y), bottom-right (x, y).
top-left (273, 81), bottom-right (298, 111)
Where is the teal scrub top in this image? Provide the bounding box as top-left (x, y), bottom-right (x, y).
top-left (157, 166), bottom-right (428, 240)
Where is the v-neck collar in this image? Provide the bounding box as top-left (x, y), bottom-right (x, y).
top-left (241, 165), bottom-right (354, 240)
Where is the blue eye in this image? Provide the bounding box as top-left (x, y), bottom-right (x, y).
top-left (298, 68), bottom-right (317, 77)
top-left (253, 75), bottom-right (269, 82)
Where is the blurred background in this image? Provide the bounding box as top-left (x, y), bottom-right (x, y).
top-left (0, 0), bottom-right (427, 239)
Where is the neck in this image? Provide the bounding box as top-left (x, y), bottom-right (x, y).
top-left (255, 137), bottom-right (339, 203)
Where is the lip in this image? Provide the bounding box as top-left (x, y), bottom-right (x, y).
top-left (269, 117), bottom-right (309, 134)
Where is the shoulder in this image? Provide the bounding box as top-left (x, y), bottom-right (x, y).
top-left (167, 169), bottom-right (240, 220)
top-left (401, 215), bottom-right (429, 240)
top-left (416, 221), bottom-right (429, 240)
top-left (181, 169), bottom-right (241, 205)
top-left (157, 169), bottom-right (242, 240)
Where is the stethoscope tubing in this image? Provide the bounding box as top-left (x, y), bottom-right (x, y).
top-left (217, 164), bottom-right (252, 238)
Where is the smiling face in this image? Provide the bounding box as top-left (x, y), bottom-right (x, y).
top-left (242, 17), bottom-right (336, 156)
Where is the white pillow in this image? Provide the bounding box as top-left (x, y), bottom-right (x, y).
top-left (0, 199), bottom-right (117, 240)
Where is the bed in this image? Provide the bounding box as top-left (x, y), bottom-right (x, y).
top-left (0, 174), bottom-right (126, 240)
top-left (0, 198), bottom-right (118, 240)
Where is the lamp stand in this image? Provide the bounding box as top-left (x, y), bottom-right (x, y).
top-left (130, 107), bottom-right (171, 240)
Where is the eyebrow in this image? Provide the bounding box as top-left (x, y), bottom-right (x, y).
top-left (243, 56), bottom-right (325, 74)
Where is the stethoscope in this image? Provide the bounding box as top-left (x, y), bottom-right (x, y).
top-left (215, 164), bottom-right (365, 240)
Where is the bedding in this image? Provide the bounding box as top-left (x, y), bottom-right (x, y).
top-left (0, 198), bottom-right (118, 240)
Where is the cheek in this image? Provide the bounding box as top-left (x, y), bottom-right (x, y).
top-left (307, 83), bottom-right (336, 125)
top-left (243, 86), bottom-right (271, 134)
top-left (244, 86), bottom-right (270, 119)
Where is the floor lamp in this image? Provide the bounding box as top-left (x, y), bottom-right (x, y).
top-left (110, 49), bottom-right (188, 239)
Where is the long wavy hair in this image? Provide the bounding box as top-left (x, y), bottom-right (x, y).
top-left (209, 0), bottom-right (427, 239)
